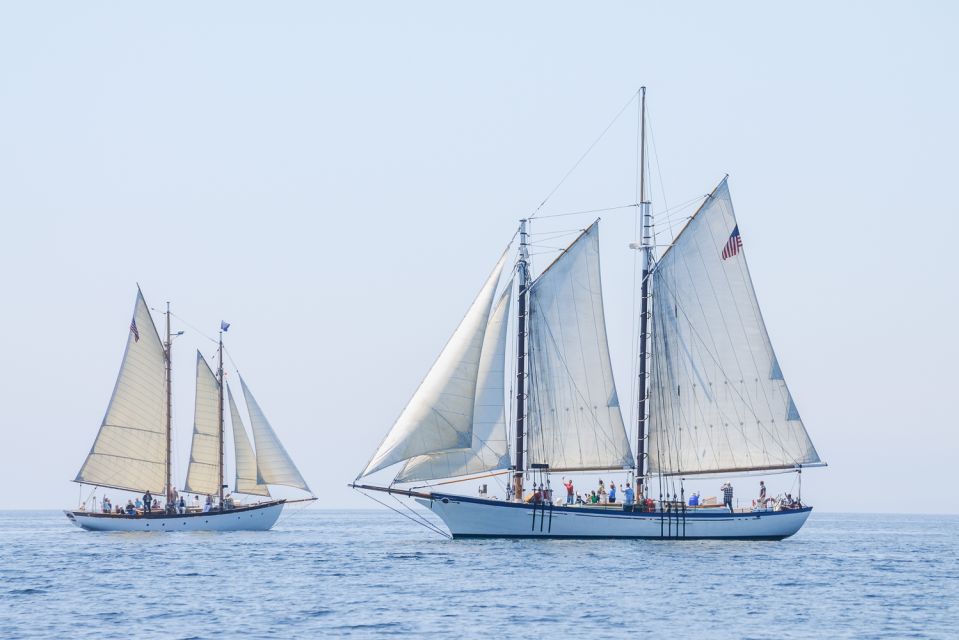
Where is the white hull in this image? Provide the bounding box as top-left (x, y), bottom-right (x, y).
top-left (65, 500), bottom-right (285, 532)
top-left (419, 493), bottom-right (811, 540)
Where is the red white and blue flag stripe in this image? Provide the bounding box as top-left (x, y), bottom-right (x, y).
top-left (721, 225), bottom-right (742, 260)
top-left (129, 316), bottom-right (140, 342)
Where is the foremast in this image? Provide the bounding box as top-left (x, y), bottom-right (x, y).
top-left (512, 219), bottom-right (530, 501)
top-left (217, 329), bottom-right (226, 507)
top-left (635, 86), bottom-right (652, 497)
top-left (165, 303), bottom-right (174, 506)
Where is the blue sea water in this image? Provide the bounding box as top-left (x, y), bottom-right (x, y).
top-left (0, 509), bottom-right (956, 639)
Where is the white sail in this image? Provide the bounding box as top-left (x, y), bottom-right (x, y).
top-left (228, 384), bottom-right (269, 496)
top-left (397, 284), bottom-right (513, 483)
top-left (240, 376), bottom-right (311, 492)
top-left (75, 289), bottom-right (168, 493)
top-left (526, 223), bottom-right (633, 471)
top-left (184, 353), bottom-right (221, 496)
top-left (646, 178), bottom-right (821, 475)
top-left (359, 251), bottom-right (510, 478)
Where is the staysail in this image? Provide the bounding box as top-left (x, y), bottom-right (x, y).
top-left (75, 289), bottom-right (169, 494)
top-left (646, 178), bottom-right (821, 475)
top-left (228, 383), bottom-right (269, 496)
top-left (184, 353), bottom-right (221, 496)
top-left (359, 250), bottom-right (510, 478)
top-left (396, 284), bottom-right (513, 482)
top-left (240, 376), bottom-right (311, 492)
top-left (525, 222), bottom-right (633, 471)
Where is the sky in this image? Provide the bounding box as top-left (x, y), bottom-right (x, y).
top-left (1, 2), bottom-right (956, 514)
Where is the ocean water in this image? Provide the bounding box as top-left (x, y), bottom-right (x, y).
top-left (0, 509), bottom-right (956, 639)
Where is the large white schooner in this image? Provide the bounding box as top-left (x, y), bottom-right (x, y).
top-left (353, 89), bottom-right (825, 539)
top-left (66, 289), bottom-right (314, 532)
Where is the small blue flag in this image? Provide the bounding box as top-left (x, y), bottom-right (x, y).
top-left (221, 321), bottom-right (230, 332)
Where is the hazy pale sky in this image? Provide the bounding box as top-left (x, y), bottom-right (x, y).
top-left (1, 2), bottom-right (956, 514)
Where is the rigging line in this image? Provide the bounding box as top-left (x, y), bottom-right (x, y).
top-left (166, 311), bottom-right (220, 345)
top-left (530, 90), bottom-right (640, 219)
top-left (532, 203), bottom-right (638, 220)
top-left (389, 492), bottom-right (452, 539)
top-left (646, 108), bottom-right (673, 239)
top-left (354, 488), bottom-right (449, 539)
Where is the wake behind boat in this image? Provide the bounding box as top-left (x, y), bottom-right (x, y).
top-left (353, 89), bottom-right (824, 539)
top-left (67, 289), bottom-right (314, 532)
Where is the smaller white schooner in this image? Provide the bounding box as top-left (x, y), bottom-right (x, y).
top-left (66, 288), bottom-right (314, 532)
top-left (353, 89), bottom-right (825, 539)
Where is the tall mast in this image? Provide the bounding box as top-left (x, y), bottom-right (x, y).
top-left (217, 330), bottom-right (225, 507)
top-left (512, 219), bottom-right (530, 501)
top-left (165, 302), bottom-right (173, 506)
top-left (636, 86), bottom-right (652, 492)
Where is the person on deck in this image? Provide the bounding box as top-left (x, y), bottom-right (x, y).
top-left (563, 479), bottom-right (575, 505)
top-left (722, 482), bottom-right (734, 512)
top-left (758, 481), bottom-right (767, 504)
top-left (125, 500), bottom-right (136, 516)
top-left (597, 480), bottom-right (607, 504)
top-left (203, 496), bottom-right (212, 513)
top-left (143, 490), bottom-right (153, 513)
top-left (134, 498), bottom-right (143, 510)
top-left (623, 483), bottom-right (635, 507)
top-left (102, 497), bottom-right (112, 513)
top-left (590, 490), bottom-right (599, 504)
top-left (178, 496), bottom-right (186, 514)
top-left (608, 482), bottom-right (617, 504)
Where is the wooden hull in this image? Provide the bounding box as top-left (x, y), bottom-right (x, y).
top-left (418, 493), bottom-right (812, 540)
top-left (64, 500), bottom-right (285, 532)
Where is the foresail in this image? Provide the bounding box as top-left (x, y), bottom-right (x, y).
top-left (75, 289), bottom-right (168, 493)
top-left (646, 178), bottom-right (821, 475)
top-left (228, 384), bottom-right (269, 496)
top-left (396, 283), bottom-right (513, 483)
top-left (184, 353), bottom-right (221, 496)
top-left (526, 223), bottom-right (633, 471)
top-left (240, 376), bottom-right (310, 492)
top-left (359, 249), bottom-right (510, 478)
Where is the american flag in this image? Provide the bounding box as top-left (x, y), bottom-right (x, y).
top-left (721, 225), bottom-right (743, 260)
top-left (130, 316), bottom-right (140, 342)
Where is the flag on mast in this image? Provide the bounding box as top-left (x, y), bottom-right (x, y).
top-left (129, 316), bottom-right (140, 342)
top-left (221, 321), bottom-right (230, 332)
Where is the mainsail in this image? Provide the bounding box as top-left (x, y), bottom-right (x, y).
top-left (184, 353), bottom-right (221, 496)
top-left (240, 376), bottom-right (311, 492)
top-left (646, 178), bottom-right (821, 475)
top-left (228, 384), bottom-right (269, 496)
top-left (396, 284), bottom-right (513, 482)
top-left (359, 250), bottom-right (510, 478)
top-left (526, 222), bottom-right (633, 471)
top-left (75, 289), bottom-right (168, 494)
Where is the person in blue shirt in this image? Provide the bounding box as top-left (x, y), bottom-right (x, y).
top-left (623, 483), bottom-right (635, 507)
top-left (608, 482), bottom-right (617, 504)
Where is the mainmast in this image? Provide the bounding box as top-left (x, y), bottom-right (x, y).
top-left (217, 330), bottom-right (225, 507)
top-left (165, 302), bottom-right (173, 507)
top-left (512, 219), bottom-right (530, 501)
top-left (636, 87), bottom-right (653, 494)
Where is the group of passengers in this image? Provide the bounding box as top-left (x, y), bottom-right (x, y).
top-left (561, 478), bottom-right (638, 508)
top-left (99, 491), bottom-right (237, 516)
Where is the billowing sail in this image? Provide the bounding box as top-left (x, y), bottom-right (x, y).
top-left (75, 289), bottom-right (168, 493)
top-left (646, 178), bottom-right (821, 475)
top-left (184, 353), bottom-right (221, 496)
top-left (228, 384), bottom-right (269, 496)
top-left (397, 284), bottom-right (513, 482)
top-left (526, 223), bottom-right (633, 471)
top-left (240, 377), bottom-right (310, 492)
top-left (359, 250), bottom-right (509, 478)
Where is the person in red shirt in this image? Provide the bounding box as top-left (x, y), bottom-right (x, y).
top-left (563, 478), bottom-right (575, 505)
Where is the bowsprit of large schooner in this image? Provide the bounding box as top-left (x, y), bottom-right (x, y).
top-left (66, 288), bottom-right (315, 532)
top-left (352, 88), bottom-right (825, 540)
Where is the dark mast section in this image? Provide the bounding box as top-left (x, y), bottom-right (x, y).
top-left (513, 219), bottom-right (530, 501)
